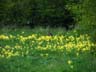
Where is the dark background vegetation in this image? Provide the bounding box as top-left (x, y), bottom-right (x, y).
top-left (0, 0), bottom-right (81, 29)
top-left (0, 0), bottom-right (96, 30)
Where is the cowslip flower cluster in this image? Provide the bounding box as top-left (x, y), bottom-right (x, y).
top-left (0, 35), bottom-right (9, 40)
top-left (0, 34), bottom-right (95, 58)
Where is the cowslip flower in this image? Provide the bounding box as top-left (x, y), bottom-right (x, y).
top-left (67, 60), bottom-right (72, 65)
top-left (0, 35), bottom-right (9, 40)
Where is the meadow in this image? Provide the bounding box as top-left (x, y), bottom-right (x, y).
top-left (0, 28), bottom-right (96, 72)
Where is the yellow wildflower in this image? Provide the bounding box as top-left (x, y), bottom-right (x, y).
top-left (0, 35), bottom-right (9, 40)
top-left (67, 60), bottom-right (72, 65)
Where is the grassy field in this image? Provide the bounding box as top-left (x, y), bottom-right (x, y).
top-left (0, 27), bottom-right (96, 72)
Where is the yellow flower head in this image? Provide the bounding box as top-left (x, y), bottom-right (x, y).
top-left (67, 60), bottom-right (72, 65)
top-left (0, 35), bottom-right (9, 40)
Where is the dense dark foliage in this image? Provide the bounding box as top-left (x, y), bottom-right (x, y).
top-left (0, 0), bottom-right (96, 30)
top-left (0, 0), bottom-right (81, 29)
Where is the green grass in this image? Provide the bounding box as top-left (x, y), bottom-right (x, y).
top-left (0, 27), bottom-right (96, 72)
